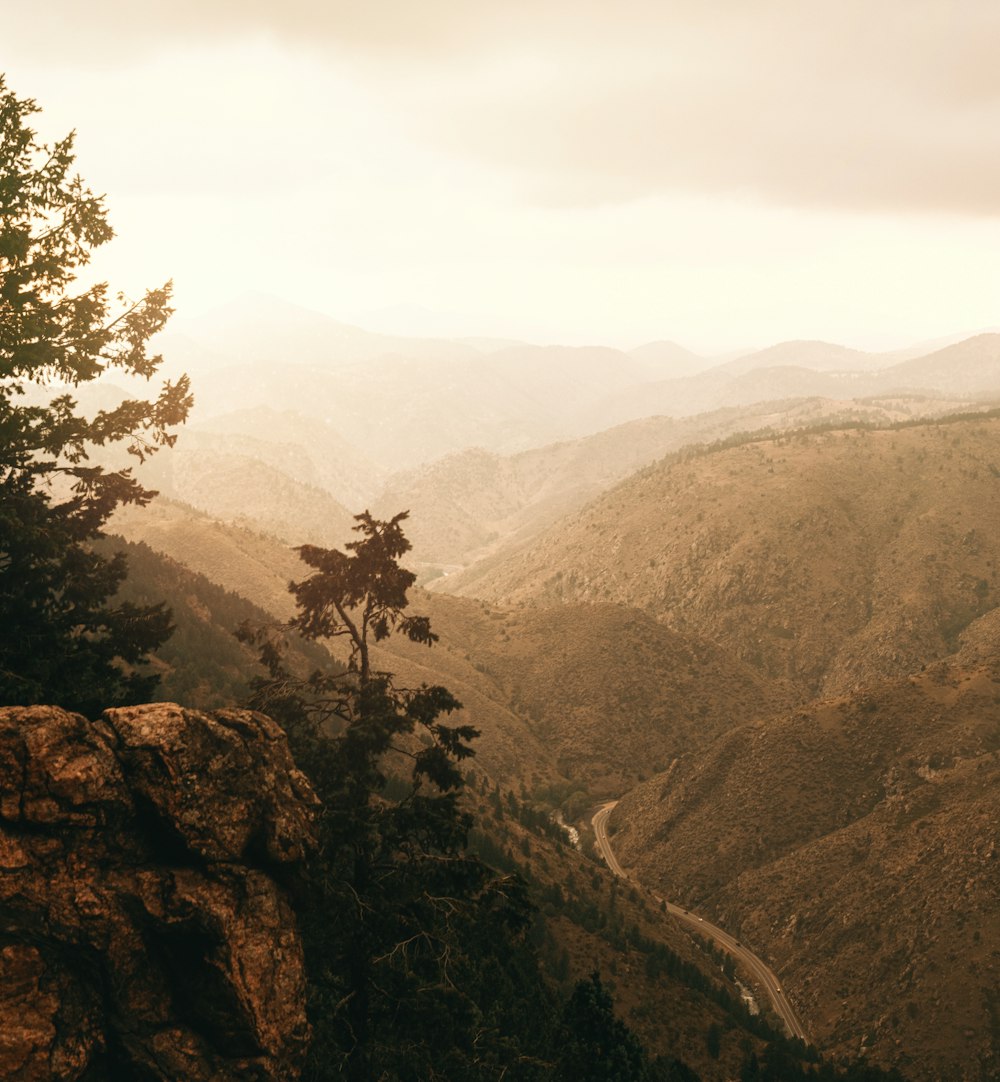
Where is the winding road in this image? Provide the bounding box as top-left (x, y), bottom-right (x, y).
top-left (592, 801), bottom-right (809, 1042)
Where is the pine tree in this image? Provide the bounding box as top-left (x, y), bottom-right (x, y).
top-left (241, 511), bottom-right (546, 1080)
top-left (555, 971), bottom-right (650, 1082)
top-left (0, 74), bottom-right (190, 715)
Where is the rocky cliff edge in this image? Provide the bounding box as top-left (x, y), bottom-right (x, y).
top-left (0, 703), bottom-right (317, 1081)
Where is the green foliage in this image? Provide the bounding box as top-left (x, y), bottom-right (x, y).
top-left (103, 536), bottom-right (329, 709)
top-left (0, 75), bottom-right (190, 715)
top-left (555, 972), bottom-right (649, 1082)
top-left (241, 511), bottom-right (555, 1080)
top-left (739, 1045), bottom-right (906, 1081)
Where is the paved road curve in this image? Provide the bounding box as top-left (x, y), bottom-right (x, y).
top-left (591, 801), bottom-right (809, 1042)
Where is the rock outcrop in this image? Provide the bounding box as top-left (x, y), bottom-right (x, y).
top-left (0, 703), bottom-right (317, 1081)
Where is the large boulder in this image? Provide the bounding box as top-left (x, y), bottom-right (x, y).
top-left (0, 703), bottom-right (317, 1081)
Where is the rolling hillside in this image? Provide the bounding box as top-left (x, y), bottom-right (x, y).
top-left (109, 498), bottom-right (788, 798)
top-left (378, 597), bottom-right (792, 794)
top-left (445, 412), bottom-right (1000, 699)
top-left (609, 614), bottom-right (1000, 1080)
top-left (381, 394), bottom-right (976, 573)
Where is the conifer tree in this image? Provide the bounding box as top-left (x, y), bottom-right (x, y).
top-left (0, 75), bottom-right (190, 715)
top-left (241, 511), bottom-right (546, 1080)
top-left (556, 971), bottom-right (649, 1082)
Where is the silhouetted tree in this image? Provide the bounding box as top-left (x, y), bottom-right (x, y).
top-left (0, 74), bottom-right (190, 715)
top-left (555, 971), bottom-right (649, 1082)
top-left (241, 511), bottom-right (547, 1080)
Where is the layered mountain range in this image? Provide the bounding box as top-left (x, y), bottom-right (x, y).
top-left (442, 414), bottom-right (1000, 695)
top-left (101, 299), bottom-right (1000, 1080)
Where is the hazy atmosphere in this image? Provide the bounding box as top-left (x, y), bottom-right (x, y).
top-left (6, 1), bottom-right (1000, 349)
top-left (3, 4), bottom-right (1000, 1081)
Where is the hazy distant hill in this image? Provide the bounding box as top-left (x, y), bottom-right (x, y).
top-left (446, 412), bottom-right (1000, 699)
top-left (155, 296), bottom-right (665, 466)
top-left (148, 447), bottom-right (357, 550)
top-left (160, 292), bottom-right (480, 373)
top-left (880, 332), bottom-right (1000, 395)
top-left (181, 350), bottom-right (644, 468)
top-left (627, 339), bottom-right (711, 378)
top-left (569, 335), bottom-right (1000, 434)
top-left (385, 395), bottom-right (976, 573)
top-left (878, 327), bottom-right (1000, 363)
top-left (184, 407), bottom-right (386, 507)
top-left (568, 363), bottom-right (882, 433)
top-left (150, 296), bottom-right (1000, 473)
top-left (714, 339), bottom-right (881, 375)
top-left (609, 619), bottom-right (1000, 1080)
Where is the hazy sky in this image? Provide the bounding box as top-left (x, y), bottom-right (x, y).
top-left (5, 2), bottom-right (1000, 351)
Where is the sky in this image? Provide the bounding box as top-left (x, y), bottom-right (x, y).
top-left (4, 1), bottom-right (1000, 352)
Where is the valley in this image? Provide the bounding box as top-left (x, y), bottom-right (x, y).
top-left (98, 303), bottom-right (1000, 1079)
top-left (592, 802), bottom-right (809, 1044)
top-left (7, 29), bottom-right (1000, 1080)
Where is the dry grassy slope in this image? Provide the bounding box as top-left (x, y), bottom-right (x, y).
top-left (400, 597), bottom-right (796, 792)
top-left (448, 414), bottom-right (1000, 699)
top-left (467, 789), bottom-right (779, 1080)
top-left (715, 340), bottom-right (876, 375)
top-left (149, 449), bottom-right (358, 551)
top-left (396, 395), bottom-right (972, 571)
top-left (110, 498), bottom-right (304, 619)
top-left (610, 618), bottom-right (1000, 1081)
top-left (628, 339), bottom-right (709, 378)
top-left (185, 407), bottom-right (387, 508)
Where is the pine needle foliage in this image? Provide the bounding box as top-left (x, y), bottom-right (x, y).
top-left (0, 74), bottom-right (190, 715)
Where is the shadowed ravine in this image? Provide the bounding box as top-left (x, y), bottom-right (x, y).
top-left (592, 800), bottom-right (810, 1043)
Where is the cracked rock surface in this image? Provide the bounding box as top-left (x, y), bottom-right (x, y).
top-left (0, 703), bottom-right (317, 1081)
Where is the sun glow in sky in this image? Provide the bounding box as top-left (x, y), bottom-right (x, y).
top-left (5, 2), bottom-right (1000, 352)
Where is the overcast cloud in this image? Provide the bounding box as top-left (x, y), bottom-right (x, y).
top-left (4, 2), bottom-right (998, 348)
top-left (12, 1), bottom-right (1000, 216)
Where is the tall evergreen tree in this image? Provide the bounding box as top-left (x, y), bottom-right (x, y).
top-left (0, 74), bottom-right (190, 714)
top-left (241, 511), bottom-right (549, 1080)
top-left (555, 971), bottom-right (650, 1082)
